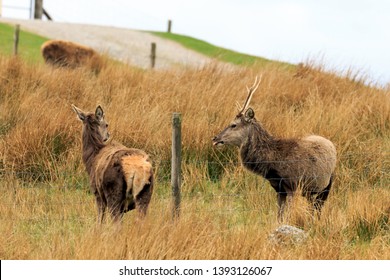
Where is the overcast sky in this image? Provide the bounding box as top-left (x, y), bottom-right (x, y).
top-left (2, 0), bottom-right (390, 86)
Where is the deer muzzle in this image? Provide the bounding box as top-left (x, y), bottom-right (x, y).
top-left (212, 136), bottom-right (224, 146)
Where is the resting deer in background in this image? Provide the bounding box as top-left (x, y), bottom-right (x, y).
top-left (42, 40), bottom-right (103, 73)
top-left (72, 105), bottom-right (153, 223)
top-left (212, 77), bottom-right (337, 221)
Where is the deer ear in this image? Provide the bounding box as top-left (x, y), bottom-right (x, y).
top-left (245, 108), bottom-right (255, 121)
top-left (72, 104), bottom-right (86, 121)
top-left (95, 105), bottom-right (104, 121)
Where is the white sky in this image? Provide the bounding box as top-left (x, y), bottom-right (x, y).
top-left (2, 0), bottom-right (390, 86)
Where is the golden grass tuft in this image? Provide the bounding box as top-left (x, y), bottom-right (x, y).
top-left (0, 56), bottom-right (389, 259)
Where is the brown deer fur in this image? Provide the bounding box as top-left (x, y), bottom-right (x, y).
top-left (72, 105), bottom-right (153, 223)
top-left (41, 40), bottom-right (103, 73)
top-left (212, 78), bottom-right (337, 221)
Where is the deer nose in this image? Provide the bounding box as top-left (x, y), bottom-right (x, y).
top-left (212, 136), bottom-right (222, 146)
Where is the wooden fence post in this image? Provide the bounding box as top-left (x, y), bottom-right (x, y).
top-left (14, 24), bottom-right (20, 56)
top-left (34, 0), bottom-right (43, 19)
top-left (171, 112), bottom-right (182, 220)
top-left (167, 19), bottom-right (172, 33)
top-left (150, 42), bottom-right (156, 69)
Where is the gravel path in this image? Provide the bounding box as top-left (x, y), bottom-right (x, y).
top-left (1, 18), bottom-right (222, 70)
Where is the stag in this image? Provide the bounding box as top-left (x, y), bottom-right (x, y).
top-left (72, 105), bottom-right (153, 223)
top-left (212, 77), bottom-right (337, 220)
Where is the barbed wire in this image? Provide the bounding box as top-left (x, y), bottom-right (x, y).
top-left (1, 171), bottom-right (388, 188)
top-left (1, 151), bottom-right (388, 168)
top-left (0, 165), bottom-right (388, 186)
top-left (0, 168), bottom-right (388, 180)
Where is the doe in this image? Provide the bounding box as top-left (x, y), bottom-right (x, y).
top-left (72, 105), bottom-right (154, 223)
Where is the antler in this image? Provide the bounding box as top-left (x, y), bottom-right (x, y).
top-left (238, 75), bottom-right (262, 115)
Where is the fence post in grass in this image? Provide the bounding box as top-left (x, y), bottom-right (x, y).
top-left (167, 19), bottom-right (172, 33)
top-left (150, 42), bottom-right (156, 69)
top-left (13, 24), bottom-right (20, 56)
top-left (171, 112), bottom-right (182, 220)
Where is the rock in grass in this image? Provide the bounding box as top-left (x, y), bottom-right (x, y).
top-left (269, 225), bottom-right (308, 244)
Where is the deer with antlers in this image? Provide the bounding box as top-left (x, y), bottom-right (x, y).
top-left (212, 77), bottom-right (337, 221)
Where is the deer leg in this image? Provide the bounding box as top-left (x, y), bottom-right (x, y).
top-left (106, 194), bottom-right (124, 223)
top-left (135, 182), bottom-right (153, 219)
top-left (277, 192), bottom-right (293, 222)
top-left (312, 176), bottom-right (333, 217)
top-left (103, 182), bottom-right (125, 223)
top-left (107, 200), bottom-right (124, 223)
top-left (274, 178), bottom-right (293, 222)
top-left (277, 193), bottom-right (287, 222)
top-left (95, 192), bottom-right (107, 225)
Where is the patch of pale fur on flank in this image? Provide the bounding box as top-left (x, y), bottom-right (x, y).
top-left (121, 154), bottom-right (152, 199)
top-left (301, 135), bottom-right (337, 190)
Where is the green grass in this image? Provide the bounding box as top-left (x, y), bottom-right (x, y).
top-left (0, 22), bottom-right (284, 67)
top-left (0, 22), bottom-right (48, 63)
top-left (151, 31), bottom-right (288, 66)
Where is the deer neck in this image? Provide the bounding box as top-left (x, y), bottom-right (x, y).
top-left (81, 124), bottom-right (106, 174)
top-left (240, 122), bottom-right (275, 174)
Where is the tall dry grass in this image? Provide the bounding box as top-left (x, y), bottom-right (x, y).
top-left (0, 55), bottom-right (389, 259)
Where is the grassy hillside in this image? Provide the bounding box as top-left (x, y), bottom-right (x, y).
top-left (0, 54), bottom-right (389, 259)
top-left (0, 22), bottom-right (286, 68)
top-left (152, 31), bottom-right (287, 66)
top-left (0, 22), bottom-right (48, 63)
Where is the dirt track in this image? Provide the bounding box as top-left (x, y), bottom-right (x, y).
top-left (0, 18), bottom-right (222, 70)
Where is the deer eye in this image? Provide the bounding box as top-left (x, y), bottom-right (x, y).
top-left (230, 124), bottom-right (237, 128)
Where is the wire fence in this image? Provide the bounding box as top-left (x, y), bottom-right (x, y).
top-left (1, 152), bottom-right (389, 176)
top-left (1, 155), bottom-right (388, 195)
top-left (1, 0), bottom-right (32, 18)
top-left (2, 5), bottom-right (30, 11)
top-left (1, 151), bottom-right (389, 179)
top-left (1, 154), bottom-right (389, 234)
